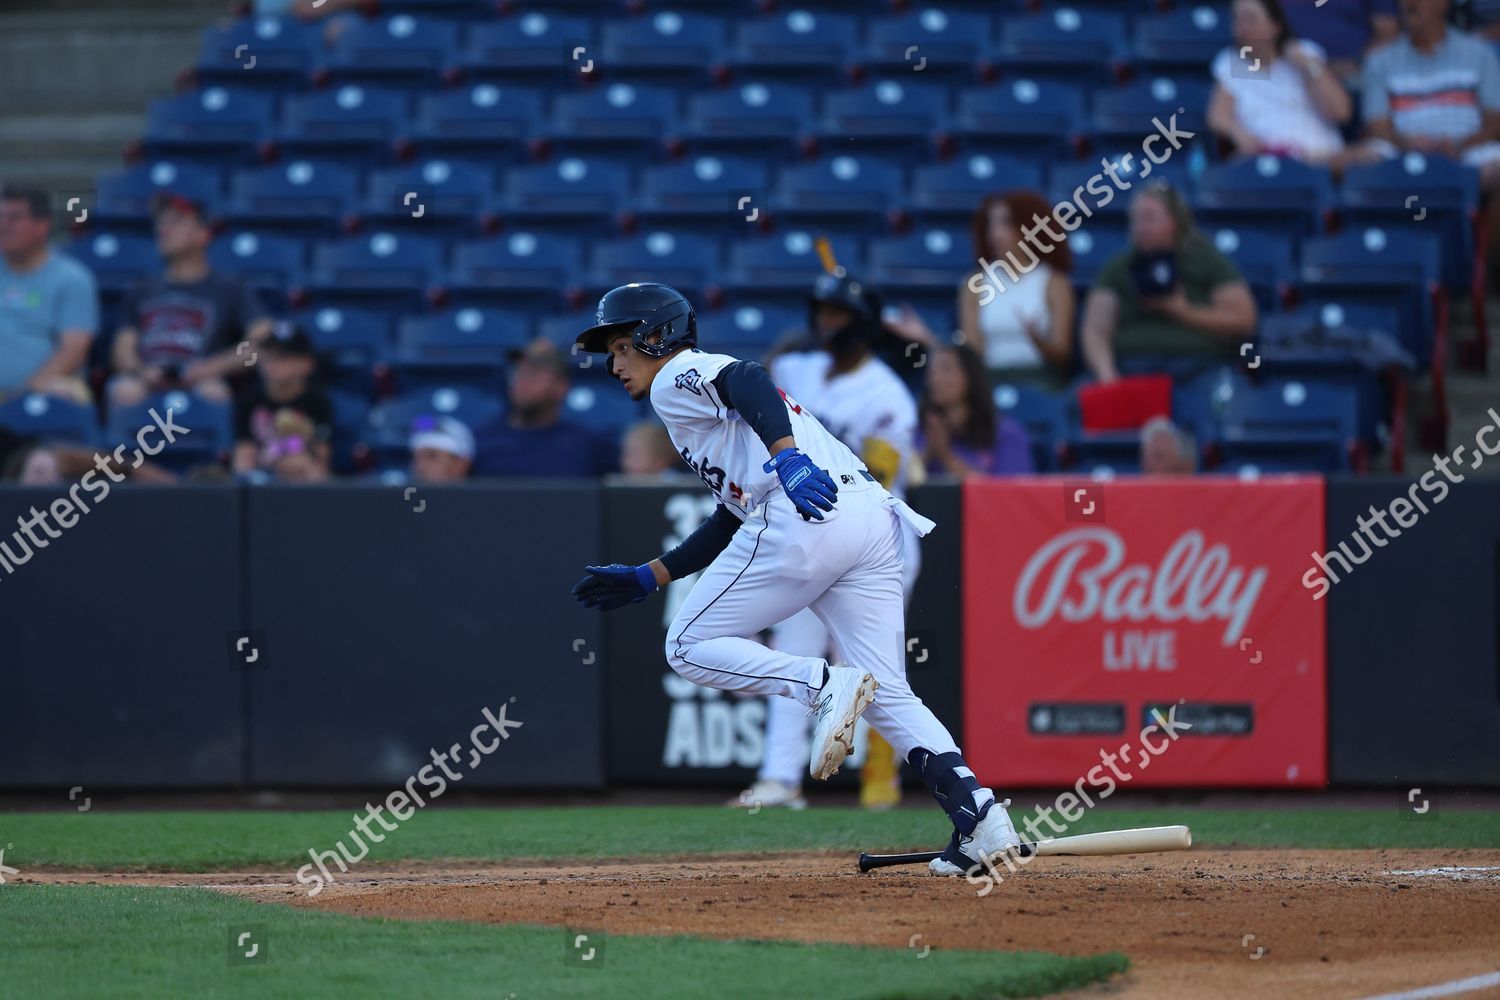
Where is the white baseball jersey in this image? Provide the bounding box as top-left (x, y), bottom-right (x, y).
top-left (650, 348), bottom-right (873, 522)
top-left (770, 351), bottom-right (918, 499)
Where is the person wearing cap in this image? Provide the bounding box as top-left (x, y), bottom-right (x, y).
top-left (232, 321), bottom-right (333, 476)
top-left (472, 341), bottom-right (616, 477)
top-left (0, 184), bottom-right (98, 404)
top-left (109, 192), bottom-right (272, 409)
top-left (410, 415), bottom-right (475, 484)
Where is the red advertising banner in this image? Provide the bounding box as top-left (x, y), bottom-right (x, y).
top-left (963, 477), bottom-right (1327, 787)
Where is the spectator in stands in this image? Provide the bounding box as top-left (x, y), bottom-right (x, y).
top-left (1140, 416), bottom-right (1199, 475)
top-left (109, 194), bottom-right (272, 410)
top-left (1363, 0), bottom-right (1500, 186)
top-left (1082, 183), bottom-right (1258, 384)
top-left (0, 185), bottom-right (98, 404)
top-left (409, 415), bottom-right (474, 484)
top-left (1282, 0), bottom-right (1399, 81)
top-left (917, 344), bottom-right (1034, 477)
top-left (232, 321), bottom-right (333, 479)
top-left (619, 420), bottom-right (680, 478)
top-left (1, 440), bottom-right (177, 485)
top-left (473, 343), bottom-right (613, 477)
top-left (1209, 0), bottom-right (1374, 168)
top-left (888, 190), bottom-right (1075, 387)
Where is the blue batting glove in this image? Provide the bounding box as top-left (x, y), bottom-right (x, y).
top-left (572, 563), bottom-right (658, 611)
top-left (763, 447), bottom-right (839, 521)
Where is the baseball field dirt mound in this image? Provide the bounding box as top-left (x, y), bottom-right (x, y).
top-left (30, 849), bottom-right (1500, 999)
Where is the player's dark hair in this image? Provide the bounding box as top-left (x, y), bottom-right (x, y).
top-left (922, 344), bottom-right (997, 450)
top-left (0, 185), bottom-right (52, 221)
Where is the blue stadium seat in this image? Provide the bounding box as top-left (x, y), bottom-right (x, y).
top-left (496, 157), bottom-right (632, 233)
top-left (453, 14), bottom-right (597, 83)
top-left (562, 380), bottom-right (648, 437)
top-left (1045, 153), bottom-right (1189, 241)
top-left (324, 385), bottom-right (371, 475)
top-left (633, 155), bottom-right (770, 233)
top-left (141, 87), bottom-right (276, 166)
top-left (194, 15), bottom-right (318, 90)
top-left (362, 159), bottom-right (496, 234)
top-left (534, 311), bottom-right (598, 370)
top-left (816, 80), bottom-right (951, 157)
top-left (94, 161), bottom-right (222, 233)
top-left (304, 232), bottom-right (445, 307)
top-left (275, 86), bottom-right (409, 165)
top-left (861, 9), bottom-right (994, 78)
top-left (583, 231), bottom-right (722, 296)
top-left (317, 14), bottom-right (459, 87)
top-left (443, 232), bottom-right (583, 312)
top-left (546, 83), bottom-right (679, 161)
top-left (599, 11), bottom-right (728, 82)
top-left (1195, 154), bottom-right (1334, 240)
top-left (683, 82), bottom-right (816, 158)
top-left (365, 386), bottom-right (505, 462)
top-left (64, 231), bottom-right (161, 302)
top-left (769, 155), bottom-right (904, 235)
top-left (907, 154), bottom-right (1044, 226)
top-left (725, 9), bottom-right (858, 84)
top-left (1338, 152), bottom-right (1480, 293)
top-left (290, 306), bottom-right (393, 394)
top-left (208, 231), bottom-right (305, 308)
top-left (697, 305), bottom-right (803, 358)
top-left (224, 160), bottom-right (360, 236)
top-left (1061, 228), bottom-right (1129, 294)
top-left (992, 382), bottom-right (1066, 472)
top-left (1088, 76), bottom-right (1211, 150)
top-left (390, 308), bottom-right (530, 389)
top-left (406, 84), bottom-right (543, 161)
top-left (1211, 377), bottom-right (1362, 472)
top-left (953, 80), bottom-right (1087, 161)
top-left (724, 232), bottom-right (863, 295)
top-left (1299, 227), bottom-right (1444, 366)
top-left (1131, 5), bottom-right (1233, 72)
top-left (0, 393), bottom-right (97, 446)
top-left (869, 229), bottom-right (971, 292)
top-left (998, 7), bottom-right (1127, 83)
top-left (107, 390), bottom-right (232, 470)
top-left (1206, 227), bottom-right (1294, 315)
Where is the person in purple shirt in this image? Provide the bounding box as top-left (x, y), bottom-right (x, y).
top-left (917, 344), bottom-right (1035, 477)
top-left (1282, 0), bottom-right (1399, 80)
top-left (472, 342), bottom-right (616, 477)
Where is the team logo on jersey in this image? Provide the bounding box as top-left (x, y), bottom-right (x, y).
top-left (674, 368), bottom-right (705, 395)
top-left (679, 445), bottom-right (725, 493)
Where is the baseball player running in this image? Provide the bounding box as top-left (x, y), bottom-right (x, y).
top-left (736, 272), bottom-right (919, 813)
top-left (571, 282), bottom-right (1019, 875)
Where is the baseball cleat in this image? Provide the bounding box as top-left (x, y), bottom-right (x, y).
top-left (809, 666), bottom-right (878, 780)
top-left (928, 798), bottom-right (1021, 876)
top-left (728, 779), bottom-right (807, 810)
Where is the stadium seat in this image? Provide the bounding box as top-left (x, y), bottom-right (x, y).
top-left (1059, 228), bottom-right (1129, 295)
top-left (1298, 226), bottom-right (1444, 367)
top-left (390, 308), bottom-right (531, 389)
top-left (997, 7), bottom-right (1127, 84)
top-left (907, 154), bottom-right (1044, 226)
top-left (1131, 5), bottom-right (1233, 72)
top-left (583, 231), bottom-right (723, 297)
top-left (496, 157), bottom-right (632, 234)
top-left (682, 82), bottom-right (816, 159)
top-left (725, 9), bottom-right (858, 84)
top-left (365, 386), bottom-right (505, 462)
top-left (697, 304), bottom-right (803, 358)
top-left (406, 84), bottom-right (543, 161)
top-left (598, 11), bottom-right (728, 82)
top-left (290, 306), bottom-right (394, 394)
top-left (632, 155), bottom-right (770, 234)
top-left (862, 9), bottom-right (995, 78)
top-left (868, 229), bottom-right (971, 292)
top-left (317, 14), bottom-right (460, 87)
top-left (275, 86), bottom-right (410, 165)
top-left (362, 159), bottom-right (496, 235)
top-left (1210, 377), bottom-right (1363, 472)
top-left (0, 393), bottom-right (97, 447)
top-left (1207, 227), bottom-right (1294, 315)
top-left (140, 86), bottom-right (276, 166)
top-left (769, 155), bottom-right (904, 235)
top-left (545, 83), bottom-right (680, 162)
top-left (993, 382), bottom-right (1066, 471)
top-left (563, 380), bottom-right (649, 437)
top-left (815, 80), bottom-right (951, 158)
top-left (224, 160), bottom-right (360, 236)
top-left (1044, 154), bottom-right (1189, 241)
top-left (107, 390), bottom-right (232, 471)
top-left (94, 161), bottom-right (221, 233)
top-left (194, 14), bottom-right (318, 91)
top-left (453, 14), bottom-right (597, 83)
top-left (1088, 76), bottom-right (1211, 151)
top-left (953, 80), bottom-right (1087, 161)
top-left (1194, 154), bottom-right (1334, 240)
top-left (64, 231), bottom-right (161, 302)
top-left (724, 232), bottom-right (863, 296)
top-left (207, 230), bottom-right (306, 308)
top-left (325, 385), bottom-right (372, 475)
top-left (303, 232), bottom-right (445, 307)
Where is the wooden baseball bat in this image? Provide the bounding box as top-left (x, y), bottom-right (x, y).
top-left (857, 824), bottom-right (1193, 873)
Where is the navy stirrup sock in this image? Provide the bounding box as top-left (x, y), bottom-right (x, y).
top-left (909, 748), bottom-right (995, 836)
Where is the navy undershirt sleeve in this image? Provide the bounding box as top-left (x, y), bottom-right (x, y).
top-left (659, 504), bottom-right (742, 580)
top-left (712, 361), bottom-right (794, 452)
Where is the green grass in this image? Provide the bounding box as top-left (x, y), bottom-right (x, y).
top-left (1, 805), bottom-right (1496, 872)
top-left (0, 885), bottom-right (1126, 999)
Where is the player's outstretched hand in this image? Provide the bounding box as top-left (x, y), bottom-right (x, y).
top-left (571, 563), bottom-right (659, 611)
top-left (763, 447), bottom-right (839, 521)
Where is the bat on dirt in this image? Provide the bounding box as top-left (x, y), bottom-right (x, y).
top-left (857, 824), bottom-right (1193, 873)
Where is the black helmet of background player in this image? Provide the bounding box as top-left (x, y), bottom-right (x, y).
top-left (808, 270), bottom-right (882, 357)
top-left (575, 282), bottom-right (697, 373)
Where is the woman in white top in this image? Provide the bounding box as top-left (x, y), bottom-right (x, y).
top-left (1208, 0), bottom-right (1375, 169)
top-left (888, 189), bottom-right (1076, 385)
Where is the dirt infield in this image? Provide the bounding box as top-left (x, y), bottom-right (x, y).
top-left (32, 849), bottom-right (1500, 999)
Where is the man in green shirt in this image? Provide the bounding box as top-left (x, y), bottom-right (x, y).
top-left (1081, 183), bottom-right (1257, 382)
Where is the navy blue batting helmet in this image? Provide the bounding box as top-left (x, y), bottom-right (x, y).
top-left (809, 270), bottom-right (882, 325)
top-left (575, 282), bottom-right (697, 359)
